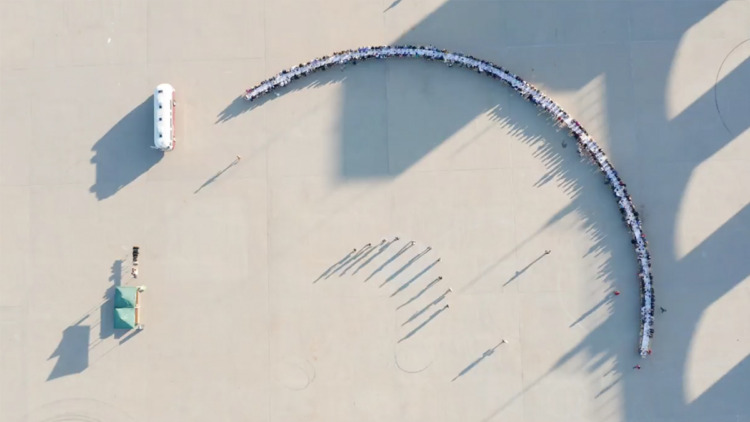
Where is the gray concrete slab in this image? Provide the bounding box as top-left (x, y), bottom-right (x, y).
top-left (1, 0), bottom-right (749, 421)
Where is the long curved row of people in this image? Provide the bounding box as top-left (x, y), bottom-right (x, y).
top-left (244, 45), bottom-right (655, 357)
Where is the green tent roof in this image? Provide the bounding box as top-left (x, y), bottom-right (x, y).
top-left (114, 286), bottom-right (137, 308)
top-left (113, 308), bottom-right (136, 329)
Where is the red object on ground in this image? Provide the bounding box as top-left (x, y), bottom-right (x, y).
top-left (614, 290), bottom-right (621, 296)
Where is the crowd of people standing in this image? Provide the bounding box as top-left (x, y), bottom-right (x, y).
top-left (244, 45), bottom-right (655, 358)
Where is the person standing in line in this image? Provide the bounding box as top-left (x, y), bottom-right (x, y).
top-left (132, 246), bottom-right (140, 278)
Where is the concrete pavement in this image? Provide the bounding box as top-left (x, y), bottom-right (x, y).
top-left (1, 0), bottom-right (749, 421)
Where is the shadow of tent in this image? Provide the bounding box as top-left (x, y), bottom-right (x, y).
top-left (89, 96), bottom-right (163, 200)
top-left (98, 292), bottom-right (115, 341)
top-left (47, 325), bottom-right (90, 381)
top-left (99, 258), bottom-right (124, 340)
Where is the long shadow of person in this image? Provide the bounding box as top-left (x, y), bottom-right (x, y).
top-left (384, 0), bottom-right (402, 12)
top-left (452, 340), bottom-right (506, 381)
top-left (194, 157), bottom-right (242, 193)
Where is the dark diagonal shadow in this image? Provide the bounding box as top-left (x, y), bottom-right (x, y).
top-left (216, 69), bottom-right (350, 124)
top-left (314, 248), bottom-right (357, 283)
top-left (384, 0), bottom-right (402, 13)
top-left (216, 96), bottom-right (251, 124)
top-left (595, 378), bottom-right (620, 399)
top-left (461, 205), bottom-right (573, 294)
top-left (398, 304), bottom-right (450, 343)
top-left (397, 276), bottom-right (443, 310)
top-left (390, 258), bottom-right (441, 297)
top-left (354, 236), bottom-right (399, 275)
top-left (452, 340), bottom-right (507, 382)
top-left (503, 251), bottom-right (549, 286)
top-left (118, 328), bottom-right (143, 345)
top-left (224, 1), bottom-right (748, 419)
top-left (326, 243), bottom-right (371, 279)
top-left (402, 288), bottom-right (453, 326)
top-left (365, 240), bottom-right (414, 282)
top-left (341, 240), bottom-right (383, 276)
top-left (194, 158), bottom-right (241, 194)
top-left (381, 246), bottom-right (433, 287)
top-left (569, 296), bottom-right (612, 327)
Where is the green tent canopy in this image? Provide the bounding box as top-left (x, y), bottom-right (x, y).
top-left (114, 308), bottom-right (137, 329)
top-left (113, 286), bottom-right (139, 329)
top-left (114, 286), bottom-right (137, 308)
